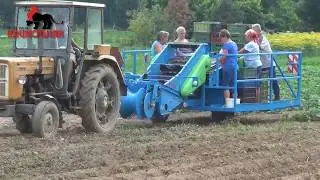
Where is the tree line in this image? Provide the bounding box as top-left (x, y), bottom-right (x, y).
top-left (0, 0), bottom-right (318, 32)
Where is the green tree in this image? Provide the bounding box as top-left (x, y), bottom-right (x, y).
top-left (128, 4), bottom-right (170, 45)
top-left (166, 0), bottom-right (195, 39)
top-left (210, 0), bottom-right (245, 23)
top-left (189, 0), bottom-right (217, 22)
top-left (299, 0), bottom-right (320, 31)
top-left (261, 0), bottom-right (301, 31)
top-left (235, 0), bottom-right (265, 24)
top-left (128, 8), bottom-right (154, 44)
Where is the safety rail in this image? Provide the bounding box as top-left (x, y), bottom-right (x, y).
top-left (121, 49), bottom-right (151, 74)
top-left (209, 51), bottom-right (302, 110)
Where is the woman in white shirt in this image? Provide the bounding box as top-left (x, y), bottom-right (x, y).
top-left (239, 29), bottom-right (263, 91)
top-left (239, 29), bottom-right (262, 69)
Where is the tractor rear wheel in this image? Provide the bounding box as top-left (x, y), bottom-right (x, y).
top-left (211, 112), bottom-right (234, 124)
top-left (14, 114), bottom-right (32, 134)
top-left (79, 64), bottom-right (120, 133)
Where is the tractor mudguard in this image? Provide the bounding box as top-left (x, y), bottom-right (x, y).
top-left (180, 54), bottom-right (211, 97)
top-left (84, 55), bottom-right (127, 95)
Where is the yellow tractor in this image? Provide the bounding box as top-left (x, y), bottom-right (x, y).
top-left (0, 1), bottom-right (126, 138)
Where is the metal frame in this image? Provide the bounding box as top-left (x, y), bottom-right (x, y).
top-left (120, 44), bottom-right (303, 118)
top-left (86, 7), bottom-right (104, 50)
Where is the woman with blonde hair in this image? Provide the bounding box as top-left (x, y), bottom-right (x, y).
top-left (174, 26), bottom-right (188, 43)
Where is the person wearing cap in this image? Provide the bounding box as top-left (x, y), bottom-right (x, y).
top-left (151, 31), bottom-right (169, 57)
top-left (252, 24), bottom-right (280, 100)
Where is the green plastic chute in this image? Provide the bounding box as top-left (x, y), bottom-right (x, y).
top-left (180, 55), bottom-right (211, 97)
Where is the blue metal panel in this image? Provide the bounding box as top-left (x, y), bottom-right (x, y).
top-left (147, 46), bottom-right (176, 76)
top-left (203, 88), bottom-right (225, 106)
top-left (158, 84), bottom-right (184, 115)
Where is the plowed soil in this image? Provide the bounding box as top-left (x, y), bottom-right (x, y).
top-left (0, 112), bottom-right (320, 180)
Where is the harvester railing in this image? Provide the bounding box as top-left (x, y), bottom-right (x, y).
top-left (209, 51), bottom-right (302, 111)
top-left (121, 49), bottom-right (151, 74)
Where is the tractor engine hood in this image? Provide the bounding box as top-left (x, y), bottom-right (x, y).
top-left (0, 57), bottom-right (54, 100)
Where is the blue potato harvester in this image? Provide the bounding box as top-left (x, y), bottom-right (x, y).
top-left (120, 42), bottom-right (303, 122)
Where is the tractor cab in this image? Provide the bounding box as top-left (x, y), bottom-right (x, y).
top-left (14, 1), bottom-right (104, 56)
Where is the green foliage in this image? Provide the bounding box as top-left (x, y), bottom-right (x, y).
top-left (189, 0), bottom-right (215, 22)
top-left (299, 0), bottom-right (320, 31)
top-left (128, 8), bottom-right (155, 45)
top-left (165, 0), bottom-right (195, 39)
top-left (127, 4), bottom-right (171, 45)
top-left (235, 0), bottom-right (265, 23)
top-left (263, 0), bottom-right (301, 31)
top-left (210, 0), bottom-right (245, 23)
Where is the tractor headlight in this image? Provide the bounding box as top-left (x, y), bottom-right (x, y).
top-left (18, 76), bottom-right (27, 85)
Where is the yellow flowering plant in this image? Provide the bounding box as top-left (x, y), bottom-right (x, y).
top-left (266, 32), bottom-right (320, 50)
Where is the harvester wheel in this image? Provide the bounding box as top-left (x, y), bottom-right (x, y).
top-left (151, 114), bottom-right (169, 123)
top-left (31, 101), bottom-right (60, 138)
top-left (151, 104), bottom-right (169, 123)
top-left (79, 64), bottom-right (120, 133)
top-left (211, 112), bottom-right (234, 123)
top-left (14, 114), bottom-right (32, 133)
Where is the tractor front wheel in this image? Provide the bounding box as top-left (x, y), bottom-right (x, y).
top-left (31, 101), bottom-right (60, 138)
top-left (79, 64), bottom-right (120, 133)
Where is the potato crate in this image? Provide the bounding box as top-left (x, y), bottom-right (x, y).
top-left (238, 70), bottom-right (269, 103)
top-left (240, 86), bottom-right (268, 103)
top-left (238, 67), bottom-right (260, 88)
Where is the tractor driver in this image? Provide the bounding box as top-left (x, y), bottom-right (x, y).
top-left (67, 39), bottom-right (82, 87)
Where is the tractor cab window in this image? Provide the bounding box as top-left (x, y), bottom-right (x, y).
top-left (15, 7), bottom-right (70, 49)
top-left (87, 8), bottom-right (102, 50)
top-left (72, 7), bottom-right (86, 49)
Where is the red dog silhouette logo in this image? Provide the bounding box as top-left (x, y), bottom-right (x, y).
top-left (7, 5), bottom-right (65, 39)
top-left (26, 5), bottom-right (64, 29)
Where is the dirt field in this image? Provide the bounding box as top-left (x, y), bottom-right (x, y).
top-left (0, 112), bottom-right (320, 180)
